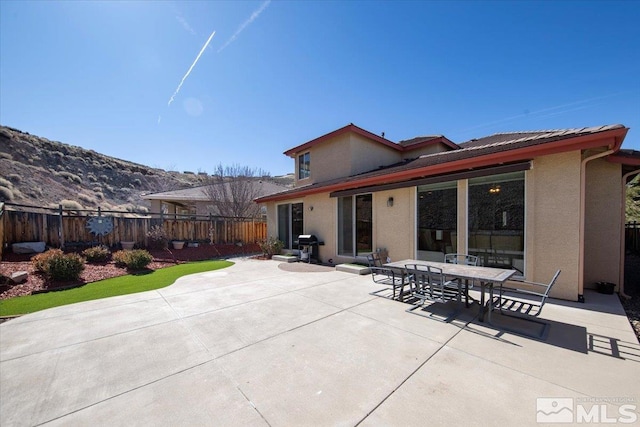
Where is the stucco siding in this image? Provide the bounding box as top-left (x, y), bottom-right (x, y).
top-left (400, 142), bottom-right (455, 159)
top-left (307, 136), bottom-right (352, 184)
top-left (584, 159), bottom-right (622, 289)
top-left (349, 134), bottom-right (401, 176)
top-left (373, 188), bottom-right (415, 262)
top-left (526, 151), bottom-right (581, 300)
top-left (265, 202), bottom-right (277, 240)
top-left (303, 193), bottom-right (335, 263)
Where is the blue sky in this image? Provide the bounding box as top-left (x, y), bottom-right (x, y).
top-left (1, 1), bottom-right (639, 176)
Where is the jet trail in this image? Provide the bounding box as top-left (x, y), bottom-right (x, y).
top-left (167, 30), bottom-right (216, 107)
top-left (217, 1), bottom-right (270, 53)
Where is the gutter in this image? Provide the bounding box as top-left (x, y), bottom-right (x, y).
top-left (577, 134), bottom-right (626, 302)
top-left (619, 168), bottom-right (640, 299)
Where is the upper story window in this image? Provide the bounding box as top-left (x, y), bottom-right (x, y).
top-left (298, 152), bottom-right (310, 179)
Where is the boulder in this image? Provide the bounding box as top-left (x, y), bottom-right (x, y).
top-left (12, 242), bottom-right (46, 254)
top-left (10, 271), bottom-right (28, 284)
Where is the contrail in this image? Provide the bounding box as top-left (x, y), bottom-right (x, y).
top-left (167, 30), bottom-right (216, 107)
top-left (218, 0), bottom-right (271, 53)
top-left (454, 92), bottom-right (624, 137)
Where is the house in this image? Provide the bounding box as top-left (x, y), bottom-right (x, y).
top-left (143, 180), bottom-right (290, 218)
top-left (256, 123), bottom-right (640, 301)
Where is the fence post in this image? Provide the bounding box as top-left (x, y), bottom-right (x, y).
top-left (58, 204), bottom-right (65, 249)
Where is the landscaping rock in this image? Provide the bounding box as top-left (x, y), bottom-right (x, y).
top-left (10, 271), bottom-right (28, 284)
top-left (12, 242), bottom-right (46, 254)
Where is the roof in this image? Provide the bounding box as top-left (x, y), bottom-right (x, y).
top-left (257, 124), bottom-right (629, 203)
top-left (283, 123), bottom-right (458, 157)
top-left (143, 180), bottom-right (290, 202)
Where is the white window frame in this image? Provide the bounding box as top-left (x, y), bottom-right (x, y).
top-left (298, 152), bottom-right (310, 180)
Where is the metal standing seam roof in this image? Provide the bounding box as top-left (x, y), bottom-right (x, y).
top-left (257, 124), bottom-right (628, 202)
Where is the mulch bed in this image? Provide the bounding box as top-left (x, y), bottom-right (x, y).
top-left (0, 244), bottom-right (260, 300)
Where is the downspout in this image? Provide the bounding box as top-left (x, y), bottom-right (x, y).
top-left (578, 149), bottom-right (615, 302)
top-left (619, 169), bottom-right (640, 299)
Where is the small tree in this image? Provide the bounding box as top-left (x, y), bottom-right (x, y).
top-left (626, 175), bottom-right (640, 223)
top-left (203, 164), bottom-right (269, 218)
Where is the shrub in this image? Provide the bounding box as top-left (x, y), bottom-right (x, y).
top-left (146, 225), bottom-right (168, 249)
top-left (0, 186), bottom-right (14, 201)
top-left (32, 249), bottom-right (85, 281)
top-left (258, 236), bottom-right (284, 259)
top-left (112, 249), bottom-right (153, 270)
top-left (60, 199), bottom-right (84, 210)
top-left (82, 245), bottom-right (111, 263)
top-left (58, 171), bottom-right (82, 184)
top-left (78, 193), bottom-right (96, 205)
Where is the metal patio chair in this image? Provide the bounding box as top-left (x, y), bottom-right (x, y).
top-left (445, 253), bottom-right (479, 293)
top-left (490, 270), bottom-right (561, 339)
top-left (367, 253), bottom-right (406, 300)
top-left (444, 253), bottom-right (479, 266)
top-left (405, 264), bottom-right (463, 304)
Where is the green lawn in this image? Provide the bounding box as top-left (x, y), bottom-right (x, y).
top-left (0, 260), bottom-right (233, 316)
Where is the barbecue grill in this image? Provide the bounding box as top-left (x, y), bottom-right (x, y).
top-left (297, 234), bottom-right (321, 263)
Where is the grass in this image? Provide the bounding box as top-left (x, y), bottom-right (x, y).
top-left (0, 260), bottom-right (233, 316)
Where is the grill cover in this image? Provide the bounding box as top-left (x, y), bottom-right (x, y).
top-left (298, 234), bottom-right (319, 245)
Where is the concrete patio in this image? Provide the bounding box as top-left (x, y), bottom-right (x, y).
top-left (1, 258), bottom-right (638, 426)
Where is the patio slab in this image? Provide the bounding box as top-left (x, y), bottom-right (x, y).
top-left (1, 258), bottom-right (638, 426)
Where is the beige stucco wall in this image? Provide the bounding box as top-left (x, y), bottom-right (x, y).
top-left (271, 148), bottom-right (623, 302)
top-left (400, 142), bottom-right (455, 160)
top-left (349, 134), bottom-right (401, 176)
top-left (525, 151), bottom-right (582, 300)
top-left (302, 193), bottom-right (335, 262)
top-left (299, 136), bottom-right (351, 185)
top-left (372, 188), bottom-right (415, 262)
top-left (265, 202), bottom-right (278, 240)
top-left (584, 158), bottom-right (622, 289)
top-left (292, 133), bottom-right (401, 185)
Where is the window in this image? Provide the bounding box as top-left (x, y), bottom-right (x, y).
top-left (338, 194), bottom-right (372, 256)
top-left (468, 171), bottom-right (525, 273)
top-left (298, 152), bottom-right (310, 179)
top-left (417, 181), bottom-right (457, 254)
top-left (278, 203), bottom-right (304, 249)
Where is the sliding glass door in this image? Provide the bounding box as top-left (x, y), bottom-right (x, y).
top-left (278, 202), bottom-right (303, 249)
top-left (338, 194), bottom-right (372, 257)
top-left (417, 182), bottom-right (457, 261)
top-left (468, 171), bottom-right (525, 272)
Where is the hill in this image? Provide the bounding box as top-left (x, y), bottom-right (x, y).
top-left (0, 125), bottom-right (293, 213)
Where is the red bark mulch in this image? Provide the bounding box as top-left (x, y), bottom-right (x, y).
top-left (0, 244), bottom-right (260, 301)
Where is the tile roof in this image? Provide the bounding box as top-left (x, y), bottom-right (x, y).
top-left (144, 181), bottom-right (289, 201)
top-left (257, 124), bottom-right (629, 202)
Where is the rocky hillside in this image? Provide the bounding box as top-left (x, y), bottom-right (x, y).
top-left (0, 125), bottom-right (292, 213)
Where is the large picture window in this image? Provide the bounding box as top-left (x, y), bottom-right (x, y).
top-left (338, 194), bottom-right (372, 257)
top-left (298, 152), bottom-right (310, 179)
top-left (417, 181), bottom-right (457, 256)
top-left (278, 202), bottom-right (304, 249)
top-left (468, 171), bottom-right (525, 273)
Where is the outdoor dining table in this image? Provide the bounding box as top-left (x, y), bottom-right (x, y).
top-left (384, 259), bottom-right (517, 322)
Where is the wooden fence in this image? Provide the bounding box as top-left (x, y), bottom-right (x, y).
top-left (0, 203), bottom-right (267, 257)
top-left (627, 222), bottom-right (640, 254)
